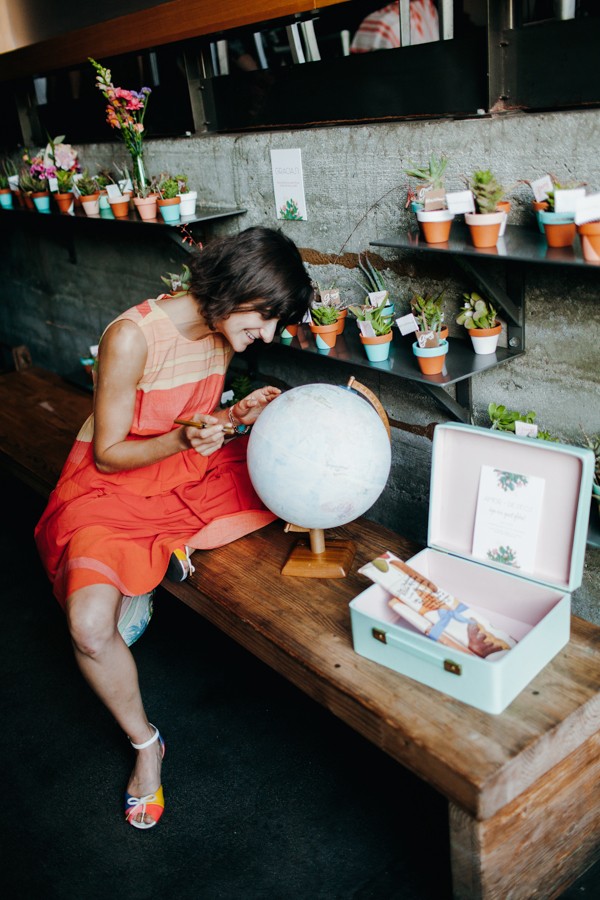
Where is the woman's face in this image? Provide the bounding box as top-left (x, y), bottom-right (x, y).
top-left (215, 306), bottom-right (279, 352)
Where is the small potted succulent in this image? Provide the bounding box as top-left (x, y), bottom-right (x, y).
top-left (410, 290), bottom-right (447, 341)
top-left (175, 173), bottom-right (197, 217)
top-left (27, 162), bottom-right (54, 214)
top-left (133, 177), bottom-right (159, 221)
top-left (76, 171), bottom-right (101, 216)
top-left (160, 264), bottom-right (191, 297)
top-left (456, 291), bottom-right (501, 354)
top-left (348, 298), bottom-right (393, 362)
top-left (313, 282), bottom-right (348, 334)
top-left (353, 252), bottom-right (395, 320)
top-left (0, 168), bottom-right (13, 210)
top-left (538, 181), bottom-right (584, 248)
top-left (18, 167), bottom-right (37, 209)
top-left (157, 174), bottom-right (181, 223)
top-left (405, 153), bottom-right (454, 243)
top-left (54, 168), bottom-right (75, 214)
top-left (465, 169), bottom-right (506, 248)
top-left (309, 301), bottom-right (340, 351)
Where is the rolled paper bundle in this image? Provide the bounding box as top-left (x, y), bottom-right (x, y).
top-left (358, 551), bottom-right (516, 659)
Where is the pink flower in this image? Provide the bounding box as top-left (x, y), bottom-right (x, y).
top-left (134, 123), bottom-right (144, 133)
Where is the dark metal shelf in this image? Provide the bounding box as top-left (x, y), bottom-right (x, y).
top-left (273, 324), bottom-right (523, 423)
top-left (0, 203), bottom-right (247, 229)
top-left (371, 223), bottom-right (593, 269)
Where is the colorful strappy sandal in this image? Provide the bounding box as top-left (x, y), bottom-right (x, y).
top-left (124, 723), bottom-right (166, 830)
top-left (166, 545), bottom-right (196, 583)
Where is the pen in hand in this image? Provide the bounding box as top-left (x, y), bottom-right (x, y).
top-left (174, 417), bottom-right (236, 435)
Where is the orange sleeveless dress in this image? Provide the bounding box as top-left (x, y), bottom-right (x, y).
top-left (34, 297), bottom-right (275, 607)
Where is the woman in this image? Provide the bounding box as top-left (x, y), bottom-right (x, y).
top-left (35, 226), bottom-right (313, 830)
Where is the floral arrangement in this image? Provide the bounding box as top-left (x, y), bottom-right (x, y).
top-left (89, 58), bottom-right (151, 188)
top-left (20, 149), bottom-right (56, 193)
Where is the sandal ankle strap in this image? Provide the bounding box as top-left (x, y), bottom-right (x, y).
top-left (129, 723), bottom-right (159, 750)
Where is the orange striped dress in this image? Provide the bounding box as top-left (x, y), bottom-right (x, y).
top-left (35, 297), bottom-right (275, 608)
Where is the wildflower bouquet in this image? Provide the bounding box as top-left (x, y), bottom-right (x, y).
top-left (89, 58), bottom-right (151, 189)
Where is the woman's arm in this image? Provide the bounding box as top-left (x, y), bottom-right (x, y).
top-left (93, 320), bottom-right (226, 473)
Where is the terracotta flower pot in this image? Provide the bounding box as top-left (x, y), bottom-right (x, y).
top-left (416, 210), bottom-right (454, 244)
top-left (539, 211), bottom-right (576, 248)
top-left (335, 308), bottom-right (348, 334)
top-left (80, 193), bottom-right (101, 216)
top-left (360, 331), bottom-right (393, 362)
top-left (468, 323), bottom-right (502, 355)
top-left (577, 220), bottom-right (600, 262)
top-left (54, 192), bottom-right (74, 214)
top-left (22, 192), bottom-right (35, 210)
top-left (134, 194), bottom-right (158, 221)
top-left (309, 321), bottom-right (338, 350)
top-left (412, 339), bottom-right (449, 375)
top-left (281, 323), bottom-right (299, 339)
top-left (465, 212), bottom-right (504, 249)
top-left (108, 197), bottom-right (130, 219)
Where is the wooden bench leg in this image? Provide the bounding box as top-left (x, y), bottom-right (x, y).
top-left (449, 731), bottom-right (600, 899)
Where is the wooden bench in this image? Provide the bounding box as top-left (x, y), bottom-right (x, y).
top-left (1, 365), bottom-right (600, 899)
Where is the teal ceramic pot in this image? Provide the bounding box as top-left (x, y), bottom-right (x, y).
top-left (539, 210), bottom-right (576, 248)
top-left (158, 199), bottom-right (181, 223)
top-left (0, 191), bottom-right (14, 210)
top-left (360, 332), bottom-right (393, 362)
top-left (32, 192), bottom-right (51, 213)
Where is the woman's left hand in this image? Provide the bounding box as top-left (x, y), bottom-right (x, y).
top-left (233, 386), bottom-right (281, 425)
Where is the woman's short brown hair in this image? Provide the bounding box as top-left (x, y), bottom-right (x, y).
top-left (187, 226), bottom-right (314, 330)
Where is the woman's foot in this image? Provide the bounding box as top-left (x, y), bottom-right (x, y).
top-left (125, 723), bottom-right (165, 829)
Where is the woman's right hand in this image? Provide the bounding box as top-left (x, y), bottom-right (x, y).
top-left (180, 415), bottom-right (228, 457)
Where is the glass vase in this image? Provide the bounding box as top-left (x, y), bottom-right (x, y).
top-left (130, 151), bottom-right (147, 192)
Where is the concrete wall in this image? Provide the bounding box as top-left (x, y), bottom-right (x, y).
top-left (1, 109), bottom-right (598, 619)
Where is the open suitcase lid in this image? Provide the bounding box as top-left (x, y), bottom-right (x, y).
top-left (429, 423), bottom-right (594, 593)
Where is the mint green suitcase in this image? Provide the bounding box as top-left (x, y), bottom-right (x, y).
top-left (350, 422), bottom-right (594, 714)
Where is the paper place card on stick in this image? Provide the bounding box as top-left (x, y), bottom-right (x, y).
top-left (574, 192), bottom-right (600, 226)
top-left (446, 190), bottom-right (475, 215)
top-left (530, 175), bottom-right (553, 202)
top-left (359, 321), bottom-right (376, 338)
top-left (396, 313), bottom-right (418, 336)
top-left (368, 290), bottom-right (388, 307)
top-left (106, 183), bottom-right (123, 200)
top-left (554, 188), bottom-right (586, 214)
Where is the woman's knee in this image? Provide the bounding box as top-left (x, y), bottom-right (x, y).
top-left (66, 586), bottom-right (121, 656)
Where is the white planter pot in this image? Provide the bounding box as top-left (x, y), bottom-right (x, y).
top-left (179, 191), bottom-right (197, 217)
top-left (81, 197), bottom-right (100, 216)
top-left (469, 324), bottom-right (501, 355)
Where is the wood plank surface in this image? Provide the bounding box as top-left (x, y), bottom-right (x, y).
top-left (168, 521), bottom-right (600, 821)
top-left (0, 367), bottom-right (92, 495)
top-left (449, 730), bottom-right (600, 899)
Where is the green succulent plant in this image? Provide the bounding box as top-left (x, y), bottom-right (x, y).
top-left (77, 171), bottom-right (99, 197)
top-left (160, 263), bottom-right (191, 296)
top-left (488, 404), bottom-right (558, 442)
top-left (467, 170), bottom-right (505, 214)
top-left (405, 153), bottom-right (448, 190)
top-left (410, 290), bottom-right (445, 333)
top-left (348, 298), bottom-right (392, 336)
top-left (56, 169), bottom-right (74, 192)
top-left (158, 175), bottom-right (180, 199)
top-left (456, 292), bottom-right (498, 330)
top-left (310, 303), bottom-right (340, 326)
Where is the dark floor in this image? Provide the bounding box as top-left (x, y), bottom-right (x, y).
top-left (1, 471), bottom-right (598, 900)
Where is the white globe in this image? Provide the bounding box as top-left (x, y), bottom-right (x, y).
top-left (247, 383), bottom-right (391, 530)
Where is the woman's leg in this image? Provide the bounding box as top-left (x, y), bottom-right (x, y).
top-left (65, 584), bottom-right (162, 825)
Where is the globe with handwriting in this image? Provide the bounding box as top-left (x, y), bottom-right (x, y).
top-left (247, 383), bottom-right (391, 529)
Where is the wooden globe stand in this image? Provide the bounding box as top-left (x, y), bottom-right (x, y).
top-left (281, 524), bottom-right (356, 578)
top-left (280, 377), bottom-right (391, 579)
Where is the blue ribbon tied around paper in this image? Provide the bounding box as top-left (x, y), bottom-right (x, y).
top-left (428, 602), bottom-right (472, 642)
